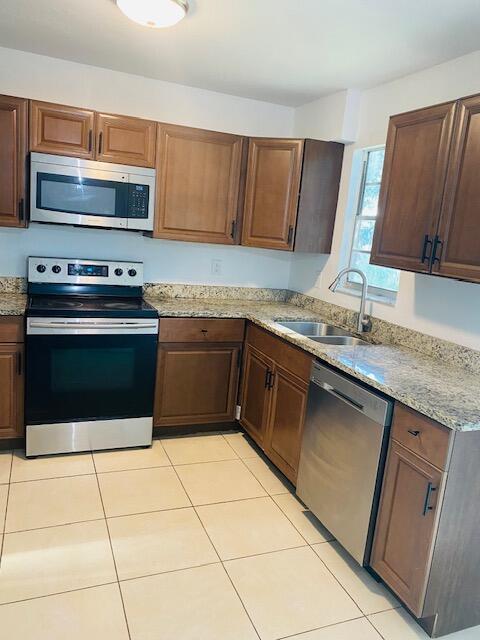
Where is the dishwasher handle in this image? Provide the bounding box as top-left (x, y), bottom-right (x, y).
top-left (320, 382), bottom-right (365, 413)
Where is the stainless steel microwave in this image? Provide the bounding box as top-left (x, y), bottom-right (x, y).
top-left (30, 153), bottom-right (156, 231)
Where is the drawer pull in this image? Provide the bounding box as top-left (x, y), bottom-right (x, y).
top-left (200, 329), bottom-right (208, 334)
top-left (422, 482), bottom-right (437, 516)
top-left (408, 429), bottom-right (420, 437)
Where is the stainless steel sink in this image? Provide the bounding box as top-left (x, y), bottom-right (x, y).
top-left (277, 320), bottom-right (369, 346)
top-left (277, 321), bottom-right (352, 337)
top-left (310, 335), bottom-right (368, 346)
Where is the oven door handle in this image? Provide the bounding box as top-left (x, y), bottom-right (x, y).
top-left (28, 321), bottom-right (158, 330)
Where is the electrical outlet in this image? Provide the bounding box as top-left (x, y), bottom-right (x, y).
top-left (211, 259), bottom-right (222, 275)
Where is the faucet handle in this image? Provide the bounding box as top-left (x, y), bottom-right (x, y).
top-left (361, 315), bottom-right (372, 333)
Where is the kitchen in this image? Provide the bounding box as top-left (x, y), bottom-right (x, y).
top-left (0, 1), bottom-right (479, 639)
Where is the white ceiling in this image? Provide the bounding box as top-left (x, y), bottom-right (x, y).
top-left (0, 0), bottom-right (479, 106)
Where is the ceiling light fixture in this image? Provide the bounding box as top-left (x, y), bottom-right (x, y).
top-left (116, 0), bottom-right (189, 28)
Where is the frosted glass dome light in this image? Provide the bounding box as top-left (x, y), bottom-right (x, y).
top-left (116, 0), bottom-right (189, 28)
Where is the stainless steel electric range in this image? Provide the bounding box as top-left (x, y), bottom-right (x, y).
top-left (25, 257), bottom-right (159, 457)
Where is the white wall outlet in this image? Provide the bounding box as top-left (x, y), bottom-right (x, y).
top-left (211, 259), bottom-right (222, 275)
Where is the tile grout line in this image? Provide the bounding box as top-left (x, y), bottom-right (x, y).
top-left (164, 443), bottom-right (262, 640)
top-left (91, 454), bottom-right (132, 640)
top-left (223, 433), bottom-right (400, 629)
top-left (276, 614), bottom-right (369, 640)
top-left (0, 581), bottom-right (119, 608)
top-left (0, 450), bottom-right (14, 569)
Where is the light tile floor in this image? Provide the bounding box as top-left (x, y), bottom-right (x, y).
top-left (0, 431), bottom-right (477, 639)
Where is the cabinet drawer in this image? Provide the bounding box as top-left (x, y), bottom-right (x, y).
top-left (159, 318), bottom-right (244, 343)
top-left (0, 317), bottom-right (24, 343)
top-left (246, 323), bottom-right (312, 382)
top-left (392, 403), bottom-right (451, 470)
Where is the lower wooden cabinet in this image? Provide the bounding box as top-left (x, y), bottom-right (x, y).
top-left (240, 324), bottom-right (311, 484)
top-left (371, 440), bottom-right (443, 616)
top-left (0, 318), bottom-right (25, 439)
top-left (240, 344), bottom-right (273, 447)
top-left (154, 319), bottom-right (245, 428)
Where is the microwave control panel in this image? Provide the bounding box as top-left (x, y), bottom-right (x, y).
top-left (128, 184), bottom-right (149, 219)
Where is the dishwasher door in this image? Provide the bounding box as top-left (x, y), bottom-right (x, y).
top-left (296, 362), bottom-right (392, 565)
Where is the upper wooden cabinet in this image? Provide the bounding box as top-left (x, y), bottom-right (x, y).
top-left (29, 101), bottom-right (156, 167)
top-left (241, 138), bottom-right (344, 252)
top-left (0, 95), bottom-right (28, 228)
top-left (96, 113), bottom-right (156, 167)
top-left (434, 95), bottom-right (480, 282)
top-left (371, 92), bottom-right (480, 284)
top-left (30, 101), bottom-right (95, 159)
top-left (371, 102), bottom-right (456, 273)
top-left (154, 124), bottom-right (245, 244)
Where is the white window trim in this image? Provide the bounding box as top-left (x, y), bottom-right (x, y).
top-left (342, 145), bottom-right (398, 305)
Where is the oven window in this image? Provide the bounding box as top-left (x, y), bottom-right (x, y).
top-left (37, 173), bottom-right (127, 218)
top-left (26, 334), bottom-right (157, 424)
top-left (51, 348), bottom-right (134, 393)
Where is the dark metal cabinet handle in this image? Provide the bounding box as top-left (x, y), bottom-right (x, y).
top-left (422, 482), bottom-right (437, 516)
top-left (268, 372), bottom-right (275, 390)
top-left (88, 129), bottom-right (93, 153)
top-left (287, 225), bottom-right (294, 245)
top-left (431, 235), bottom-right (444, 265)
top-left (18, 198), bottom-right (24, 222)
top-left (98, 131), bottom-right (103, 155)
top-left (408, 429), bottom-right (420, 437)
top-left (421, 235), bottom-right (433, 264)
top-left (230, 220), bottom-right (236, 239)
top-left (200, 329), bottom-right (208, 334)
top-left (264, 369), bottom-right (271, 388)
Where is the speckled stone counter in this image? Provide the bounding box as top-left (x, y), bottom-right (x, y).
top-left (0, 293), bottom-right (27, 316)
top-left (146, 297), bottom-right (480, 432)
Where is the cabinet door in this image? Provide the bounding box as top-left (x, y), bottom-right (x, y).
top-left (371, 440), bottom-right (443, 616)
top-left (154, 343), bottom-right (240, 427)
top-left (30, 101), bottom-right (95, 159)
top-left (0, 344), bottom-right (24, 439)
top-left (370, 102), bottom-right (456, 272)
top-left (264, 365), bottom-right (307, 484)
top-left (433, 95), bottom-right (480, 282)
top-left (0, 95), bottom-right (28, 227)
top-left (96, 113), bottom-right (156, 167)
top-left (239, 344), bottom-right (273, 447)
top-left (154, 124), bottom-right (245, 244)
top-left (242, 138), bottom-right (304, 250)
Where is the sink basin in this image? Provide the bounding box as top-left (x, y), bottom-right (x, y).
top-left (277, 321), bottom-right (352, 337)
top-left (310, 336), bottom-right (368, 346)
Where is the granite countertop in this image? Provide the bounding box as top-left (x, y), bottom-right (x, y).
top-left (145, 297), bottom-right (480, 433)
top-left (2, 292), bottom-right (479, 432)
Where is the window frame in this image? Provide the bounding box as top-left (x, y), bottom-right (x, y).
top-left (341, 145), bottom-right (399, 302)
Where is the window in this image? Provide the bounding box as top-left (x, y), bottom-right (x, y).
top-left (345, 147), bottom-right (399, 299)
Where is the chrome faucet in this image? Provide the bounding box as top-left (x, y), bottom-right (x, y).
top-left (328, 268), bottom-right (372, 333)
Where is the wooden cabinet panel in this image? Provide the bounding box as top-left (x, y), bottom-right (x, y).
top-left (392, 403), bottom-right (451, 470)
top-left (434, 95), bottom-right (480, 282)
top-left (0, 95), bottom-right (28, 227)
top-left (242, 138), bottom-right (304, 250)
top-left (159, 318), bottom-right (244, 343)
top-left (30, 101), bottom-right (95, 159)
top-left (371, 102), bottom-right (456, 272)
top-left (154, 343), bottom-right (240, 427)
top-left (154, 124), bottom-right (245, 244)
top-left (245, 324), bottom-right (312, 383)
top-left (265, 365), bottom-right (307, 483)
top-left (95, 113), bottom-right (156, 167)
top-left (371, 440), bottom-right (443, 617)
top-left (0, 317), bottom-right (24, 343)
top-left (0, 343), bottom-right (24, 439)
top-left (239, 344), bottom-right (273, 447)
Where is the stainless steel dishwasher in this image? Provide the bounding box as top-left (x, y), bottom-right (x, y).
top-left (296, 361), bottom-right (393, 566)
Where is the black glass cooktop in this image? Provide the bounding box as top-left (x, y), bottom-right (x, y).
top-left (27, 295), bottom-right (158, 318)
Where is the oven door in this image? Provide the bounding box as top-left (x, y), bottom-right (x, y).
top-left (26, 318), bottom-right (159, 426)
top-left (31, 161), bottom-right (130, 229)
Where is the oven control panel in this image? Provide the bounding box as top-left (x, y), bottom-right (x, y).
top-left (28, 257), bottom-right (144, 287)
